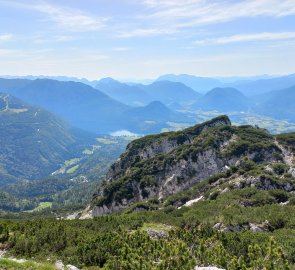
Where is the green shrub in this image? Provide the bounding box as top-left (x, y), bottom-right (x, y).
top-left (272, 163), bottom-right (287, 175)
top-left (269, 190), bottom-right (289, 203)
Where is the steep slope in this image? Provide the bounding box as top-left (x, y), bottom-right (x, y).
top-left (0, 79), bottom-right (129, 133)
top-left (0, 93), bottom-right (92, 186)
top-left (192, 87), bottom-right (251, 112)
top-left (91, 115), bottom-right (291, 216)
top-left (255, 86), bottom-right (295, 122)
top-left (156, 74), bottom-right (222, 93)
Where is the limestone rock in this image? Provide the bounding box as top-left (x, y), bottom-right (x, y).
top-left (55, 260), bottom-right (64, 270)
top-left (146, 229), bottom-right (169, 240)
top-left (66, 265), bottom-right (80, 270)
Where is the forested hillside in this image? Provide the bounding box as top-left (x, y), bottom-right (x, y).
top-left (0, 93), bottom-right (92, 185)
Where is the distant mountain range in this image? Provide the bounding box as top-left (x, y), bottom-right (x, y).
top-left (0, 78), bottom-right (193, 134)
top-left (156, 74), bottom-right (221, 93)
top-left (156, 73), bottom-right (295, 96)
top-left (0, 74), bottom-right (295, 135)
top-left (95, 78), bottom-right (201, 106)
top-left (230, 73), bottom-right (295, 96)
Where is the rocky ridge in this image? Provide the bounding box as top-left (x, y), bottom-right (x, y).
top-left (92, 116), bottom-right (289, 216)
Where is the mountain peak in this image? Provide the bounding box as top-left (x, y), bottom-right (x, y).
top-left (98, 77), bottom-right (120, 84)
top-left (193, 87), bottom-right (249, 112)
top-left (145, 100), bottom-right (168, 110)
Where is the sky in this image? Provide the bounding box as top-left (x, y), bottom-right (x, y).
top-left (0, 0), bottom-right (295, 80)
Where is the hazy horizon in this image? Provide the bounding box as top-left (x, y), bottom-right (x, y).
top-left (0, 72), bottom-right (293, 83)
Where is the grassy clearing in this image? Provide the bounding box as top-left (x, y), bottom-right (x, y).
top-left (64, 158), bottom-right (80, 167)
top-left (83, 149), bottom-right (93, 155)
top-left (121, 136), bottom-right (140, 142)
top-left (0, 258), bottom-right (56, 270)
top-left (27, 202), bottom-right (52, 212)
top-left (140, 222), bottom-right (173, 232)
top-left (66, 165), bottom-right (79, 174)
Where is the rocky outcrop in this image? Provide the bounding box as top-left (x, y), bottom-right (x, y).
top-left (228, 175), bottom-right (294, 192)
top-left (55, 260), bottom-right (80, 270)
top-left (146, 229), bottom-right (169, 240)
top-left (92, 116), bottom-right (284, 217)
top-left (213, 221), bottom-right (272, 232)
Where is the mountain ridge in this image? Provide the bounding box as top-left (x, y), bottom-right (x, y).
top-left (91, 115), bottom-right (293, 216)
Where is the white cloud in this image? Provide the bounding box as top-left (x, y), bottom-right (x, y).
top-left (138, 0), bottom-right (295, 33)
top-left (143, 0), bottom-right (295, 20)
top-left (194, 32), bottom-right (295, 45)
top-left (0, 1), bottom-right (108, 32)
top-left (118, 27), bottom-right (178, 37)
top-left (33, 2), bottom-right (107, 32)
top-left (0, 34), bottom-right (13, 42)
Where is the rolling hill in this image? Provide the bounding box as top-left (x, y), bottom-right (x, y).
top-left (192, 87), bottom-right (251, 112)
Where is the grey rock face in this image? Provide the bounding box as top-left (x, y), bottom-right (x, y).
top-left (106, 116), bottom-right (231, 182)
top-left (288, 167), bottom-right (295, 178)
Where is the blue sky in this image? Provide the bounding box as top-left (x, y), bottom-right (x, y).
top-left (0, 0), bottom-right (295, 80)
